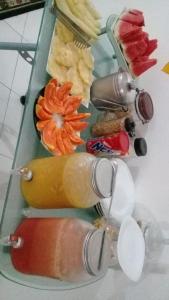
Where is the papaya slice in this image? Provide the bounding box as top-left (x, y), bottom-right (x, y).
top-left (52, 128), bottom-right (62, 156)
top-left (68, 121), bottom-right (88, 131)
top-left (64, 122), bottom-right (84, 145)
top-left (55, 128), bottom-right (66, 154)
top-left (44, 82), bottom-right (56, 100)
top-left (64, 121), bottom-right (74, 134)
top-left (61, 129), bottom-right (74, 154)
top-left (44, 99), bottom-right (65, 115)
top-left (64, 112), bottom-right (91, 122)
top-left (43, 86), bottom-right (65, 114)
top-left (56, 82), bottom-right (73, 101)
top-left (42, 120), bottom-right (56, 151)
top-left (64, 96), bottom-right (82, 115)
top-left (36, 120), bottom-right (50, 131)
top-left (36, 104), bottom-right (51, 120)
top-left (37, 95), bottom-right (44, 105)
top-left (68, 132), bottom-right (85, 145)
top-left (49, 78), bottom-right (58, 86)
top-left (37, 96), bottom-right (51, 114)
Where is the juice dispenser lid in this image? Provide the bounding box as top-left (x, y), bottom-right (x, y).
top-left (83, 229), bottom-right (111, 276)
top-left (135, 90), bottom-right (154, 123)
top-left (92, 158), bottom-right (114, 198)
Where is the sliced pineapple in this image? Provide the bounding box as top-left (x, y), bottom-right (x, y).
top-left (47, 56), bottom-right (68, 84)
top-left (53, 42), bottom-right (75, 67)
top-left (78, 59), bottom-right (93, 85)
top-left (56, 21), bottom-right (74, 43)
top-left (67, 67), bottom-right (84, 95)
top-left (68, 42), bottom-right (80, 64)
top-left (81, 48), bottom-right (94, 69)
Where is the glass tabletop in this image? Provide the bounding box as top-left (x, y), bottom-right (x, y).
top-left (0, 0), bottom-right (120, 290)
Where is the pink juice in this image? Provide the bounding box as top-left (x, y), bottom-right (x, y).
top-left (11, 218), bottom-right (96, 282)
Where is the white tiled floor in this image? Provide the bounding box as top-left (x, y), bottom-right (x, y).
top-left (12, 54), bottom-right (32, 95)
top-left (0, 8), bottom-right (43, 215)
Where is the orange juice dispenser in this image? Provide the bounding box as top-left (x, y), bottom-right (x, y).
top-left (20, 153), bottom-right (114, 209)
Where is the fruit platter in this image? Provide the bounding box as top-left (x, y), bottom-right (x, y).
top-left (0, 0), bottom-right (157, 291)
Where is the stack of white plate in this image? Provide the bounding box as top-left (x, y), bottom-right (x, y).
top-left (95, 158), bottom-right (135, 224)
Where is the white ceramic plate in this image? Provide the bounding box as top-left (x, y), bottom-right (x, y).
top-left (117, 216), bottom-right (145, 281)
top-left (99, 158), bottom-right (135, 224)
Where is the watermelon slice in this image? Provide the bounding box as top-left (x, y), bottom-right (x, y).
top-left (120, 29), bottom-right (143, 43)
top-left (130, 59), bottom-right (157, 76)
top-left (144, 39), bottom-right (158, 56)
top-left (115, 20), bottom-right (142, 42)
top-left (129, 9), bottom-right (143, 16)
top-left (120, 10), bottom-right (145, 26)
top-left (122, 38), bottom-right (148, 62)
top-left (142, 31), bottom-right (149, 42)
top-left (132, 56), bottom-right (149, 62)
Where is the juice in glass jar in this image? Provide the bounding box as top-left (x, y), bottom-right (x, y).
top-left (20, 153), bottom-right (113, 209)
top-left (11, 218), bottom-right (111, 282)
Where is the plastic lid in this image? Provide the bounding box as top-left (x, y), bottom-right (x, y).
top-left (84, 229), bottom-right (111, 276)
top-left (124, 118), bottom-right (136, 137)
top-left (134, 138), bottom-right (147, 156)
top-left (135, 91), bottom-right (154, 123)
top-left (93, 158), bottom-right (113, 198)
top-left (117, 216), bottom-right (145, 282)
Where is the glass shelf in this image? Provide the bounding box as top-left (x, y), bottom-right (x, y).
top-left (0, 0), bottom-right (119, 290)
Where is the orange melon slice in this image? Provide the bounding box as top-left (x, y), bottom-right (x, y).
top-left (68, 132), bottom-right (85, 145)
top-left (64, 122), bottom-right (84, 145)
top-left (64, 95), bottom-right (82, 115)
top-left (61, 128), bottom-right (74, 154)
top-left (36, 120), bottom-right (50, 131)
top-left (68, 121), bottom-right (88, 131)
top-left (36, 104), bottom-right (51, 121)
top-left (56, 82), bottom-right (73, 101)
top-left (64, 112), bottom-right (91, 122)
top-left (42, 120), bottom-right (56, 151)
top-left (55, 128), bottom-right (66, 154)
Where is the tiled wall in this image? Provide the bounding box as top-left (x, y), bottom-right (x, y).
top-left (0, 9), bottom-right (43, 217)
